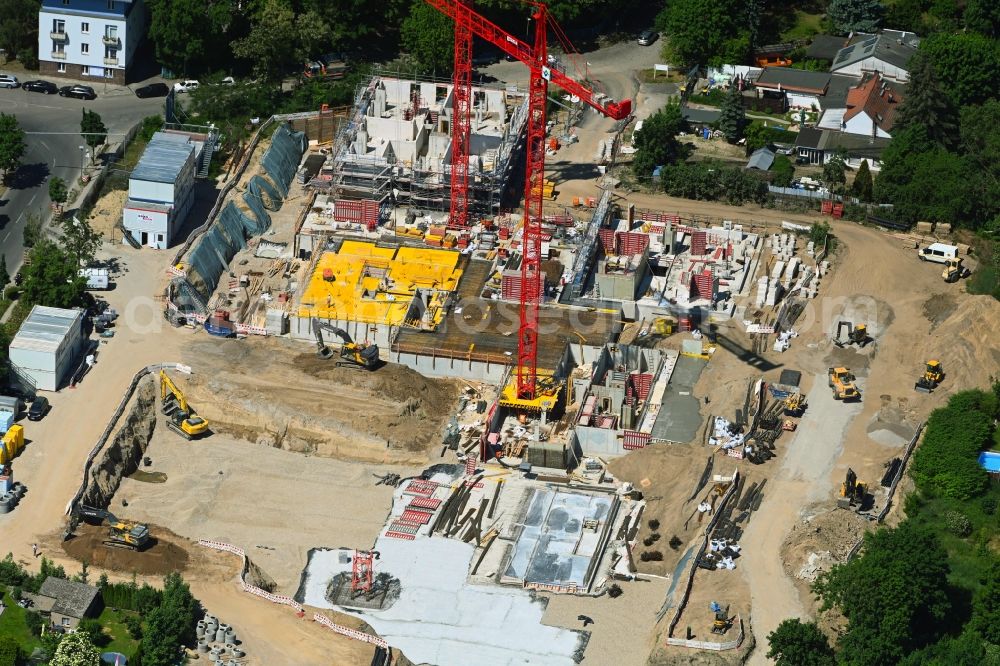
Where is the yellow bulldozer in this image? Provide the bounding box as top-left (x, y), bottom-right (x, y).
top-left (159, 370), bottom-right (210, 440)
top-left (828, 367), bottom-right (860, 401)
top-left (78, 505), bottom-right (151, 551)
top-left (915, 360), bottom-right (944, 393)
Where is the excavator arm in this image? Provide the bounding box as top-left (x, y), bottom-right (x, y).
top-left (159, 369), bottom-right (189, 413)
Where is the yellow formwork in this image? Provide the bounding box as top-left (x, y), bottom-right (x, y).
top-left (498, 369), bottom-right (563, 412)
top-left (298, 241), bottom-right (463, 327)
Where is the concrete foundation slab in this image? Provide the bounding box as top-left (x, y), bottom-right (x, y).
top-left (651, 355), bottom-right (707, 443)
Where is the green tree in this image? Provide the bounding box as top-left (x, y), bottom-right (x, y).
top-left (965, 0), bottom-right (1000, 37)
top-left (771, 155), bottom-right (795, 187)
top-left (139, 573), bottom-right (200, 666)
top-left (971, 562), bottom-right (1000, 643)
top-left (814, 522), bottom-right (951, 665)
top-left (632, 104), bottom-right (687, 179)
top-left (0, 112), bottom-right (26, 184)
top-left (232, 0), bottom-right (303, 84)
top-left (48, 176), bottom-right (68, 212)
top-left (827, 0), bottom-right (884, 34)
top-left (401, 3), bottom-right (454, 76)
top-left (21, 212), bottom-right (42, 249)
top-left (910, 389), bottom-right (993, 499)
top-left (920, 33), bottom-right (1000, 108)
top-left (49, 631), bottom-right (99, 666)
top-left (893, 55), bottom-right (957, 149)
top-left (718, 85), bottom-right (746, 144)
top-left (0, 635), bottom-right (24, 666)
top-left (0, 0), bottom-right (41, 63)
top-left (0, 256), bottom-right (9, 289)
top-left (147, 0), bottom-right (238, 76)
top-left (20, 240), bottom-right (87, 309)
top-left (885, 0), bottom-right (927, 34)
top-left (80, 109), bottom-right (107, 150)
top-left (656, 0), bottom-right (739, 67)
top-left (744, 121), bottom-right (770, 153)
top-left (60, 215), bottom-right (102, 268)
top-left (766, 619), bottom-right (835, 666)
top-left (899, 632), bottom-right (992, 665)
top-left (959, 101), bottom-right (1000, 225)
top-left (852, 159), bottom-right (873, 202)
top-left (822, 150), bottom-right (846, 193)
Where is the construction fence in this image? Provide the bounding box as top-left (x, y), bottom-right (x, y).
top-left (666, 616), bottom-right (745, 651)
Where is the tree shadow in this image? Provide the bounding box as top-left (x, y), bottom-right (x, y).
top-left (9, 162), bottom-right (51, 190)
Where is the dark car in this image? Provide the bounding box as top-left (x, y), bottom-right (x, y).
top-left (637, 29), bottom-right (659, 46)
top-left (134, 82), bottom-right (169, 98)
top-left (27, 396), bottom-right (49, 421)
top-left (22, 80), bottom-right (58, 94)
top-left (58, 85), bottom-right (97, 100)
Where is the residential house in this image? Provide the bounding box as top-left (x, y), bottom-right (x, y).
top-left (794, 126), bottom-right (891, 167)
top-left (753, 67), bottom-right (831, 110)
top-left (805, 35), bottom-right (848, 63)
top-left (818, 73), bottom-right (903, 139)
top-left (30, 578), bottom-right (103, 630)
top-left (830, 30), bottom-right (920, 82)
top-left (38, 0), bottom-right (148, 85)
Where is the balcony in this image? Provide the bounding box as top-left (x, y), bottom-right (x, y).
top-left (104, 57), bottom-right (119, 66)
top-left (50, 31), bottom-right (68, 41)
top-left (51, 51), bottom-right (67, 60)
top-left (102, 35), bottom-right (119, 46)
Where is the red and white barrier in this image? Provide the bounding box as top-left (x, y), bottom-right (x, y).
top-left (313, 613), bottom-right (388, 648)
top-left (235, 323), bottom-right (269, 336)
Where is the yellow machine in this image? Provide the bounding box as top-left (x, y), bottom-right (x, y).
top-left (0, 425), bottom-right (25, 465)
top-left (834, 321), bottom-right (870, 348)
top-left (783, 393), bottom-right (806, 417)
top-left (79, 505), bottom-right (151, 550)
top-left (915, 360), bottom-right (944, 393)
top-left (159, 370), bottom-right (210, 440)
top-left (942, 259), bottom-right (971, 283)
top-left (838, 469), bottom-right (868, 510)
top-left (311, 318), bottom-right (380, 370)
top-left (828, 367), bottom-right (860, 401)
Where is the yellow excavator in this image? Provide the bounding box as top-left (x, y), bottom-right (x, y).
top-left (783, 392), bottom-right (806, 417)
top-left (311, 318), bottom-right (380, 369)
top-left (78, 505), bottom-right (151, 551)
top-left (837, 469), bottom-right (868, 510)
top-left (915, 360), bottom-right (944, 393)
top-left (159, 370), bottom-right (210, 440)
top-left (828, 367), bottom-right (860, 401)
top-left (834, 321), bottom-right (870, 348)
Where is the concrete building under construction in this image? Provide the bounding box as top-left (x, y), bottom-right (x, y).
top-left (326, 75), bottom-right (528, 217)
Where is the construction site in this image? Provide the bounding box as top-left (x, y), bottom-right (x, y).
top-left (3, 2), bottom-right (1000, 666)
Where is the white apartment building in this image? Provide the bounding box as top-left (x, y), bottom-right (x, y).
top-left (38, 0), bottom-right (147, 85)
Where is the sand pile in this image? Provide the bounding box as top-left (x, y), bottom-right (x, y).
top-left (780, 507), bottom-right (873, 584)
top-left (87, 188), bottom-right (128, 239)
top-left (916, 295), bottom-right (1000, 392)
top-left (62, 523), bottom-right (190, 575)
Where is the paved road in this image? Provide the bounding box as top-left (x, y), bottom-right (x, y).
top-left (0, 84), bottom-right (165, 273)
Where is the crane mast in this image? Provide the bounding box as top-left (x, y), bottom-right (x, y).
top-left (425, 0), bottom-right (632, 400)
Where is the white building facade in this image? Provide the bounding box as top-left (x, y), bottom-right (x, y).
top-left (38, 0), bottom-right (147, 85)
top-left (123, 132), bottom-right (197, 249)
top-left (8, 306), bottom-right (85, 392)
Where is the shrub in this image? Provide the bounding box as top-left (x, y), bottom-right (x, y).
top-left (641, 551), bottom-right (664, 561)
top-left (981, 496), bottom-right (998, 516)
top-left (607, 584), bottom-right (623, 598)
top-left (648, 519), bottom-right (660, 531)
top-left (944, 510), bottom-right (972, 537)
top-left (25, 610), bottom-right (44, 636)
top-left (16, 48), bottom-right (38, 71)
top-left (3, 286), bottom-right (18, 300)
top-left (124, 614), bottom-right (144, 640)
top-left (669, 535), bottom-right (683, 550)
top-left (643, 536), bottom-right (655, 547)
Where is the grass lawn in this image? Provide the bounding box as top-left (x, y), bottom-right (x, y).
top-left (96, 607), bottom-right (140, 656)
top-left (783, 10), bottom-right (825, 41)
top-left (0, 587), bottom-right (42, 654)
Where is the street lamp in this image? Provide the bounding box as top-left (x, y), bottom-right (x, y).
top-left (78, 145), bottom-right (85, 175)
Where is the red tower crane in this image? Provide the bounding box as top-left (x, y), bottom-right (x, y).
top-left (425, 0), bottom-right (631, 400)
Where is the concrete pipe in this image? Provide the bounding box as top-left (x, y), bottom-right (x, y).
top-left (232, 649), bottom-right (245, 659)
top-left (219, 623), bottom-right (230, 633)
top-left (209, 648), bottom-right (221, 660)
top-left (225, 629), bottom-right (236, 643)
top-left (197, 641), bottom-right (209, 653)
top-left (12, 482), bottom-right (24, 498)
top-left (205, 621), bottom-right (217, 633)
top-left (224, 643), bottom-right (236, 652)
top-left (215, 628), bottom-right (226, 643)
top-left (0, 500), bottom-right (10, 514)
top-left (204, 615), bottom-right (216, 624)
top-left (228, 660), bottom-right (238, 666)
top-left (196, 625), bottom-right (205, 638)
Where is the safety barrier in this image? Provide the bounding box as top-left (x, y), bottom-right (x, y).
top-left (67, 363), bottom-right (185, 516)
top-left (197, 540), bottom-right (388, 649)
top-left (235, 323), bottom-right (268, 336)
top-left (313, 613), bottom-right (389, 649)
top-left (666, 616), bottom-right (744, 650)
top-left (877, 422), bottom-right (924, 523)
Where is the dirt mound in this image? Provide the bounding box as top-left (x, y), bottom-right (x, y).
top-left (291, 352), bottom-right (454, 408)
top-left (780, 507), bottom-right (873, 586)
top-left (921, 292), bottom-right (958, 327)
top-left (916, 295), bottom-right (1000, 392)
top-left (62, 523), bottom-right (190, 575)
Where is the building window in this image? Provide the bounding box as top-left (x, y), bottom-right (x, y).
top-left (52, 42), bottom-right (65, 55)
top-left (81, 22), bottom-right (89, 34)
top-left (82, 65), bottom-right (90, 76)
top-left (105, 48), bottom-right (117, 60)
top-left (107, 0), bottom-right (115, 8)
top-left (81, 43), bottom-right (89, 55)
top-left (105, 26), bottom-right (117, 40)
top-left (105, 69), bottom-right (115, 79)
top-left (61, 618), bottom-right (70, 627)
top-left (52, 19), bottom-right (65, 32)
top-left (57, 63), bottom-right (66, 73)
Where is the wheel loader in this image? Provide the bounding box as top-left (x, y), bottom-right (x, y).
top-left (914, 360), bottom-right (944, 393)
top-left (828, 367), bottom-right (860, 401)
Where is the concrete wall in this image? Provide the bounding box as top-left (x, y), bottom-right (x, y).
top-left (843, 112), bottom-right (891, 138)
top-left (392, 350), bottom-right (509, 382)
top-left (572, 426), bottom-right (622, 457)
top-left (289, 315), bottom-right (395, 349)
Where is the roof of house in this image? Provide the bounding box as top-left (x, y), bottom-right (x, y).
top-left (754, 67), bottom-right (831, 95)
top-left (681, 107), bottom-right (721, 124)
top-left (746, 147), bottom-right (775, 170)
top-left (38, 578), bottom-right (100, 619)
top-left (832, 31), bottom-right (920, 73)
top-left (9, 306), bottom-right (84, 354)
top-left (131, 131), bottom-right (196, 184)
top-left (843, 73), bottom-right (904, 131)
top-left (795, 126), bottom-right (892, 157)
top-left (20, 592), bottom-right (57, 613)
top-left (806, 35), bottom-right (848, 61)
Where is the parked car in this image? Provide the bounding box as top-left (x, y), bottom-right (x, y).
top-left (637, 29), bottom-right (659, 46)
top-left (0, 74), bottom-right (19, 89)
top-left (27, 396), bottom-right (49, 421)
top-left (22, 80), bottom-right (57, 94)
top-left (58, 85), bottom-right (97, 100)
top-left (173, 80), bottom-right (200, 93)
top-left (221, 76), bottom-right (235, 85)
top-left (134, 82), bottom-right (169, 98)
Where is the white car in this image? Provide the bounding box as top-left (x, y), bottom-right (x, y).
top-left (221, 76), bottom-right (235, 85)
top-left (173, 80), bottom-right (200, 93)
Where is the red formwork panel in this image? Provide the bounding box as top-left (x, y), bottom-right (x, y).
top-left (616, 231), bottom-right (650, 256)
top-left (622, 430), bottom-right (651, 450)
top-left (408, 497), bottom-right (442, 511)
top-left (691, 230), bottom-right (708, 255)
top-left (334, 199), bottom-right (379, 230)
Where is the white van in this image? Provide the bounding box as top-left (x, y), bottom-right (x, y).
top-left (917, 242), bottom-right (958, 264)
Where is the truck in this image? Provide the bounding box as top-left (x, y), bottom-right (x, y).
top-left (917, 242), bottom-right (958, 264)
top-left (79, 268), bottom-right (110, 290)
